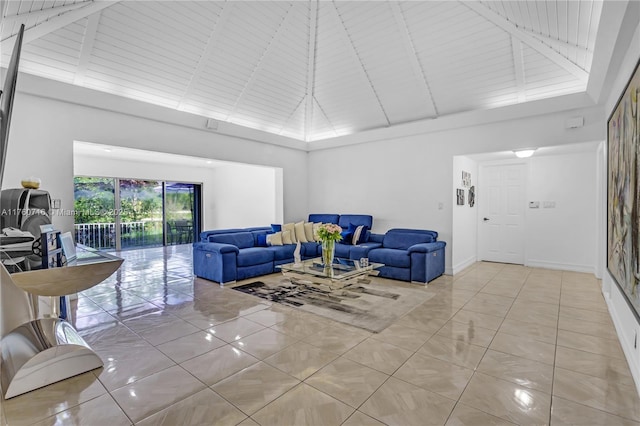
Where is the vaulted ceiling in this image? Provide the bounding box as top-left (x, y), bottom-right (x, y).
top-left (1, 1), bottom-right (606, 142)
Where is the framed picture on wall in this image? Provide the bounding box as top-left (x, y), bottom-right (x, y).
top-left (607, 57), bottom-right (640, 322)
top-left (461, 171), bottom-right (471, 188)
top-left (456, 188), bottom-right (465, 205)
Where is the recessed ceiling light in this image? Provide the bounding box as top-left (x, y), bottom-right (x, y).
top-left (103, 148), bottom-right (112, 152)
top-left (206, 160), bottom-right (213, 164)
top-left (514, 149), bottom-right (536, 158)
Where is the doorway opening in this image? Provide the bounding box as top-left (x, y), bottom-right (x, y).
top-left (73, 176), bottom-right (202, 250)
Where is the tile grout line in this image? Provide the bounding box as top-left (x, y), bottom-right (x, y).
top-left (442, 265), bottom-right (539, 425)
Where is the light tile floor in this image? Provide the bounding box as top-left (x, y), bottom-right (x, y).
top-left (2, 245), bottom-right (639, 425)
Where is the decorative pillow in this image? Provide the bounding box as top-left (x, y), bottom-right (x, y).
top-left (351, 225), bottom-right (369, 245)
top-left (271, 224), bottom-right (282, 233)
top-left (312, 222), bottom-right (322, 240)
top-left (266, 232), bottom-right (283, 246)
top-left (282, 230), bottom-right (293, 245)
top-left (339, 229), bottom-right (354, 245)
top-left (294, 221), bottom-right (308, 243)
top-left (304, 222), bottom-right (315, 242)
top-left (256, 234), bottom-right (269, 247)
top-left (282, 223), bottom-right (297, 243)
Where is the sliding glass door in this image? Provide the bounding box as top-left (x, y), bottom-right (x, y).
top-left (74, 177), bottom-right (117, 249)
top-left (119, 179), bottom-right (163, 249)
top-left (165, 182), bottom-right (198, 245)
top-left (74, 177), bottom-right (201, 250)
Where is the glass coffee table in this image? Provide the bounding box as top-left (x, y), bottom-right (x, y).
top-left (277, 257), bottom-right (383, 290)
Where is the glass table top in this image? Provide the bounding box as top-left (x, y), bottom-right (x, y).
top-left (277, 257), bottom-right (383, 281)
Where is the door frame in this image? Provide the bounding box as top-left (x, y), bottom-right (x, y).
top-left (477, 158), bottom-right (529, 265)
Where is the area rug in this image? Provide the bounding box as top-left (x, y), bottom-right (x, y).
top-left (232, 278), bottom-right (436, 333)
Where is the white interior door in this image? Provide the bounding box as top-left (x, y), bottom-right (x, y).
top-left (478, 163), bottom-right (525, 264)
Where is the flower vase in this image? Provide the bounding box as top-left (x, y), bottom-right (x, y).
top-left (322, 239), bottom-right (335, 267)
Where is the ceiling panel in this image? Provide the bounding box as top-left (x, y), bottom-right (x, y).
top-left (1, 0), bottom-right (606, 143)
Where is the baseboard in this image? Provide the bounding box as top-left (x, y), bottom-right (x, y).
top-left (525, 259), bottom-right (595, 274)
top-left (452, 255), bottom-right (477, 275)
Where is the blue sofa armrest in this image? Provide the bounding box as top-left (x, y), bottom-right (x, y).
top-left (410, 241), bottom-right (446, 283)
top-left (202, 242), bottom-right (240, 254)
top-left (407, 243), bottom-right (432, 254)
top-left (193, 242), bottom-right (239, 284)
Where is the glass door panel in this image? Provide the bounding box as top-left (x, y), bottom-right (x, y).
top-left (165, 182), bottom-right (196, 245)
top-left (119, 179), bottom-right (163, 249)
top-left (73, 177), bottom-right (116, 249)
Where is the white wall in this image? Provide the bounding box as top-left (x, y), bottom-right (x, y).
top-left (601, 11), bottom-right (640, 396)
top-left (2, 74), bottom-right (308, 233)
top-left (452, 156), bottom-right (478, 273)
top-left (525, 150), bottom-right (598, 272)
top-left (308, 104), bottom-right (604, 274)
top-left (209, 165), bottom-right (279, 228)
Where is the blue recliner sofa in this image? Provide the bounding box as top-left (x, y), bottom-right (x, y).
top-left (193, 215), bottom-right (446, 285)
top-left (367, 229), bottom-right (446, 284)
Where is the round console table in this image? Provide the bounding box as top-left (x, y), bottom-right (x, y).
top-left (0, 246), bottom-right (123, 399)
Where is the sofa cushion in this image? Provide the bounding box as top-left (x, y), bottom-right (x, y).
top-left (389, 228), bottom-right (439, 240)
top-left (340, 223), bottom-right (370, 245)
top-left (266, 244), bottom-right (296, 261)
top-left (283, 223), bottom-right (297, 243)
top-left (308, 214), bottom-right (339, 224)
top-left (295, 221), bottom-right (308, 243)
top-left (209, 232), bottom-right (255, 249)
top-left (337, 214), bottom-right (373, 229)
top-left (267, 232), bottom-right (283, 246)
top-left (339, 228), bottom-right (353, 245)
top-left (237, 247), bottom-right (274, 267)
top-left (256, 234), bottom-right (268, 247)
top-left (300, 242), bottom-right (320, 257)
top-left (304, 222), bottom-right (315, 242)
top-left (334, 243), bottom-right (351, 259)
top-left (271, 224), bottom-right (282, 232)
top-left (383, 232), bottom-right (434, 250)
top-left (368, 248), bottom-right (410, 267)
top-left (283, 230), bottom-right (295, 244)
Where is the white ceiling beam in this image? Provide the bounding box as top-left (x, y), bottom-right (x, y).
top-left (178, 3), bottom-right (234, 109)
top-left (278, 94), bottom-right (305, 137)
top-left (74, 11), bottom-right (101, 85)
top-left (226, 4), bottom-right (297, 120)
top-left (304, 0), bottom-right (319, 142)
top-left (1, 1), bottom-right (121, 52)
top-left (312, 95), bottom-right (338, 139)
top-left (3, 1), bottom-right (91, 26)
top-left (511, 37), bottom-right (526, 102)
top-left (330, 2), bottom-right (390, 126)
top-left (519, 26), bottom-right (592, 58)
top-left (462, 1), bottom-right (588, 84)
top-left (389, 1), bottom-right (439, 118)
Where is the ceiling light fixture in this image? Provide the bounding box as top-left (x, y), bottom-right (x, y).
top-left (514, 149), bottom-right (536, 158)
top-left (103, 148), bottom-right (112, 152)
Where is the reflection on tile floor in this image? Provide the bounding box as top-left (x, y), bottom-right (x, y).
top-left (2, 245), bottom-right (639, 425)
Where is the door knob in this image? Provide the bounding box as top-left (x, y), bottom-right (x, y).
top-left (483, 218), bottom-right (490, 222)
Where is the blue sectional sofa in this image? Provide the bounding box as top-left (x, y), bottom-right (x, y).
top-left (193, 214), bottom-right (446, 285)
